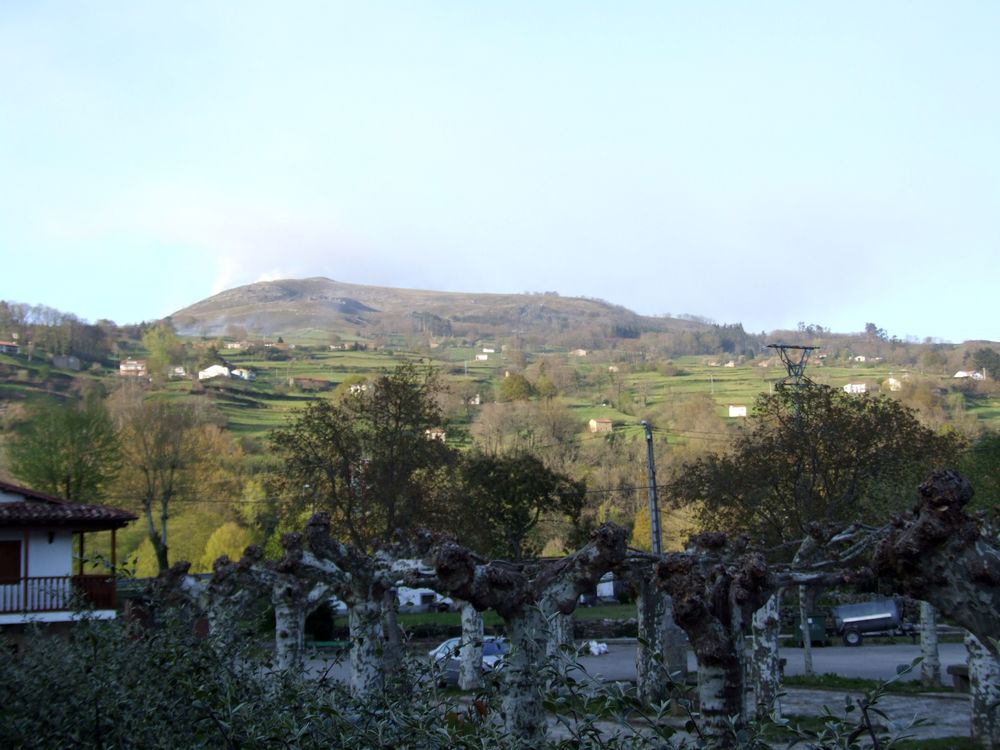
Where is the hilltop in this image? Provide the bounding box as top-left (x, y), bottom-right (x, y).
top-left (167, 277), bottom-right (713, 345)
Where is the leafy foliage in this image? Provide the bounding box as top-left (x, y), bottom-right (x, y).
top-left (7, 397), bottom-right (120, 500)
top-left (460, 451), bottom-right (585, 560)
top-left (270, 363), bottom-right (456, 549)
top-left (668, 385), bottom-right (964, 548)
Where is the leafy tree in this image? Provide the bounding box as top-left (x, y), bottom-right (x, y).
top-left (668, 385), bottom-right (963, 549)
top-left (972, 347), bottom-right (1000, 380)
top-left (270, 364), bottom-right (455, 549)
top-left (142, 321), bottom-right (186, 380)
top-left (960, 430), bottom-right (1000, 509)
top-left (200, 521), bottom-right (254, 570)
top-left (7, 398), bottom-right (120, 500)
top-left (498, 372), bottom-right (534, 402)
top-left (460, 450), bottom-right (585, 560)
top-left (111, 392), bottom-right (207, 572)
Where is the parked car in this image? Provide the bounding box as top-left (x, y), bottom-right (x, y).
top-left (428, 636), bottom-right (509, 684)
top-left (831, 598), bottom-right (915, 646)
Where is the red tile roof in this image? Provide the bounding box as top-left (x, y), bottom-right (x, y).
top-left (0, 481), bottom-right (137, 530)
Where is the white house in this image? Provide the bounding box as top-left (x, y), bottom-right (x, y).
top-left (885, 377), bottom-right (903, 392)
top-left (475, 354), bottom-right (489, 361)
top-left (854, 355), bottom-right (867, 363)
top-left (119, 359), bottom-right (147, 377)
top-left (844, 382), bottom-right (867, 394)
top-left (728, 405), bottom-right (748, 418)
top-left (0, 481), bottom-right (136, 626)
top-left (198, 364), bottom-right (230, 381)
top-left (588, 418), bottom-right (613, 433)
top-left (954, 370), bottom-right (986, 381)
top-left (231, 368), bottom-right (256, 381)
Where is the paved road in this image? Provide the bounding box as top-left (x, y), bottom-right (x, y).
top-left (309, 639), bottom-right (967, 688)
top-left (572, 640), bottom-right (967, 684)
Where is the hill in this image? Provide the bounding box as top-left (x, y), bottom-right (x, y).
top-left (168, 277), bottom-right (713, 346)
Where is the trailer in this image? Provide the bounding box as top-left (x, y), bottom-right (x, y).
top-left (831, 599), bottom-right (915, 646)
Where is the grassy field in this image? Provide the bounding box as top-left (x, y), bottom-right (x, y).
top-left (146, 347), bottom-right (1000, 442)
top-left (3, 343), bottom-right (999, 446)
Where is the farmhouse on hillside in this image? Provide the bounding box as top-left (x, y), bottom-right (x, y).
top-left (588, 418), bottom-right (613, 433)
top-left (0, 481), bottom-right (136, 628)
top-left (119, 359), bottom-right (147, 377)
top-left (198, 364), bottom-right (230, 381)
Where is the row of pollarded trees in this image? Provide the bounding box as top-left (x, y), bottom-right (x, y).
top-left (160, 468), bottom-right (1000, 748)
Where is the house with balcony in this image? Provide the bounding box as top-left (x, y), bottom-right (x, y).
top-left (0, 481), bottom-right (137, 626)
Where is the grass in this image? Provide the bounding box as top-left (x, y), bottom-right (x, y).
top-left (783, 672), bottom-right (939, 695)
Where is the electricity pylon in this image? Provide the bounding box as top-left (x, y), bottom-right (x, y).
top-left (768, 343), bottom-right (818, 389)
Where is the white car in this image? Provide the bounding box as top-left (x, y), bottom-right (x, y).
top-left (428, 636), bottom-right (509, 684)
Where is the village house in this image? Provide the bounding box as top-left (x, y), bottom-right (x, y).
top-left (0, 341), bottom-right (20, 355)
top-left (728, 405), bottom-right (748, 418)
top-left (843, 382), bottom-right (867, 394)
top-left (0, 481), bottom-right (136, 628)
top-left (231, 367), bottom-right (256, 381)
top-left (588, 418), bottom-right (613, 433)
top-left (119, 358), bottom-right (147, 377)
top-left (198, 364), bottom-right (230, 381)
top-left (425, 428), bottom-right (447, 442)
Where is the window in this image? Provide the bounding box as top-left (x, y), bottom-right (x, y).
top-left (0, 540), bottom-right (22, 584)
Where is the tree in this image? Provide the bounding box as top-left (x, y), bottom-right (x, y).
top-left (142, 321), bottom-right (186, 380)
top-left (669, 385), bottom-right (963, 548)
top-left (113, 395), bottom-right (206, 573)
top-left (7, 398), bottom-right (120, 500)
top-left (460, 451), bottom-right (585, 560)
top-left (270, 364), bottom-right (455, 549)
top-left (972, 347), bottom-right (1000, 380)
top-left (498, 372), bottom-right (533, 402)
top-left (200, 522), bottom-right (254, 571)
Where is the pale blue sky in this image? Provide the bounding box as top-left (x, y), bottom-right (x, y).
top-left (2, 2), bottom-right (997, 342)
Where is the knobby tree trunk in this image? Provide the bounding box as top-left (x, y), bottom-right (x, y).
top-left (273, 599), bottom-right (307, 671)
top-left (502, 607), bottom-right (549, 743)
top-left (413, 523), bottom-right (628, 746)
top-left (634, 577), bottom-right (681, 704)
top-left (750, 592), bottom-right (782, 721)
top-left (349, 599), bottom-right (385, 697)
top-left (546, 611), bottom-right (574, 658)
top-left (920, 601), bottom-right (941, 687)
top-left (459, 603), bottom-right (484, 691)
top-left (966, 632), bottom-right (1000, 748)
top-left (303, 512), bottom-right (435, 699)
top-left (797, 585), bottom-right (814, 676)
top-left (873, 470), bottom-right (1000, 659)
top-left (656, 534), bottom-right (769, 742)
top-left (381, 588), bottom-right (404, 677)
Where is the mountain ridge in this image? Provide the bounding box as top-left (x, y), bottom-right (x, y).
top-left (169, 277), bottom-right (714, 343)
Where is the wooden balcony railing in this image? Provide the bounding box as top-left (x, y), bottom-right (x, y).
top-left (0, 575), bottom-right (117, 614)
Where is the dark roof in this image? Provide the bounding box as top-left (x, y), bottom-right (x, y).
top-left (0, 481), bottom-right (137, 530)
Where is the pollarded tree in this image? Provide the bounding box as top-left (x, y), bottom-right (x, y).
top-left (270, 363), bottom-right (456, 550)
top-left (668, 385), bottom-right (963, 548)
top-left (7, 398), bottom-right (121, 501)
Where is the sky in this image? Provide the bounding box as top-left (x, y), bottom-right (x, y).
top-left (1, 2), bottom-right (997, 343)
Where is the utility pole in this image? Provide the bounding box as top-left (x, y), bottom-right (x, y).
top-left (640, 420), bottom-right (662, 554)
